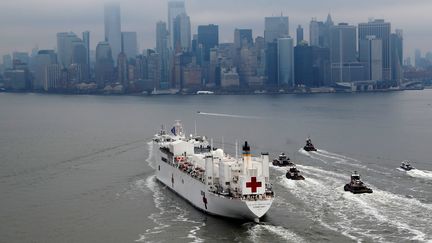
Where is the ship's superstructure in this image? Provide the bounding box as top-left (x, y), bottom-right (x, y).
top-left (152, 121), bottom-right (274, 221)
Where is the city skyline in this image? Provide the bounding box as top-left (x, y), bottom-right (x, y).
top-left (0, 0), bottom-right (431, 59)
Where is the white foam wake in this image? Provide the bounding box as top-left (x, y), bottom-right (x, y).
top-left (279, 165), bottom-right (432, 242)
top-left (247, 223), bottom-right (305, 243)
top-left (407, 169), bottom-right (432, 180)
top-left (197, 111), bottom-right (263, 119)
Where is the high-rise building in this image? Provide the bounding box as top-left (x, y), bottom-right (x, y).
top-left (330, 23), bottom-right (361, 82)
top-left (359, 36), bottom-right (383, 81)
top-left (198, 24), bottom-right (219, 62)
top-left (391, 29), bottom-right (403, 82)
top-left (104, 2), bottom-right (122, 65)
top-left (294, 43), bottom-right (330, 87)
top-left (117, 52), bottom-right (128, 87)
top-left (2, 55), bottom-right (12, 70)
top-left (278, 37), bottom-right (294, 87)
top-left (330, 23), bottom-right (357, 63)
top-left (296, 25), bottom-right (304, 45)
top-left (12, 52), bottom-right (30, 64)
top-left (156, 21), bottom-right (170, 87)
top-left (264, 15), bottom-right (289, 43)
top-left (173, 13), bottom-right (191, 52)
top-left (121, 31), bottom-right (138, 60)
top-left (265, 42), bottom-right (278, 87)
top-left (45, 64), bottom-right (62, 91)
top-left (82, 31), bottom-right (90, 79)
top-left (95, 41), bottom-right (114, 87)
top-left (358, 19), bottom-right (391, 80)
top-left (234, 29), bottom-right (253, 49)
top-left (148, 53), bottom-right (161, 89)
top-left (168, 1), bottom-right (186, 49)
top-left (310, 14), bottom-right (333, 48)
top-left (57, 32), bottom-right (81, 68)
top-left (34, 50), bottom-right (57, 90)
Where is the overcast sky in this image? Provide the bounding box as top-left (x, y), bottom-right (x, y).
top-left (1, 0), bottom-right (431, 60)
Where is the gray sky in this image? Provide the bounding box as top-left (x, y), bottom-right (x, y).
top-left (1, 0), bottom-right (431, 59)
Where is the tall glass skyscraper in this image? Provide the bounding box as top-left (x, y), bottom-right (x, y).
top-left (358, 19), bottom-right (391, 80)
top-left (277, 37), bottom-right (294, 87)
top-left (264, 15), bottom-right (289, 43)
top-left (168, 1), bottom-right (186, 49)
top-left (104, 3), bottom-right (122, 65)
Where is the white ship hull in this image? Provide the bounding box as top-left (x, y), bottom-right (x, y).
top-left (154, 144), bottom-right (273, 220)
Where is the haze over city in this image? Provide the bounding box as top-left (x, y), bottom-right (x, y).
top-left (1, 0), bottom-right (431, 58)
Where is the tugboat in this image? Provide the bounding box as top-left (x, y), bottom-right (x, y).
top-left (286, 166), bottom-right (305, 180)
top-left (400, 161), bottom-right (414, 171)
top-left (344, 171), bottom-right (373, 194)
top-left (303, 138), bottom-right (317, 152)
top-left (272, 153), bottom-right (295, 167)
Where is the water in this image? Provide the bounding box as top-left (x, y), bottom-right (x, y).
top-left (0, 91), bottom-right (431, 242)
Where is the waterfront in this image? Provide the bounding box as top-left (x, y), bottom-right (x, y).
top-left (0, 91), bottom-right (431, 242)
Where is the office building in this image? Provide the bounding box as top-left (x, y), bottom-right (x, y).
top-left (359, 36), bottom-right (383, 81)
top-left (264, 15), bottom-right (289, 43)
top-left (234, 29), bottom-right (253, 49)
top-left (121, 31), bottom-right (138, 60)
top-left (173, 13), bottom-right (191, 52)
top-left (104, 2), bottom-right (122, 65)
top-left (278, 37), bottom-right (294, 87)
top-left (358, 19), bottom-right (391, 80)
top-left (198, 24), bottom-right (219, 62)
top-left (95, 41), bottom-right (114, 87)
top-left (296, 25), bottom-right (304, 45)
top-left (168, 1), bottom-right (186, 49)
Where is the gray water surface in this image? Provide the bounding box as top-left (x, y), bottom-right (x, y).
top-left (1, 91), bottom-right (431, 242)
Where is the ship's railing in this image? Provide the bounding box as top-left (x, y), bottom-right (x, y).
top-left (160, 153), bottom-right (206, 184)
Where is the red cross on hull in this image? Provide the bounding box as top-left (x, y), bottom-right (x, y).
top-left (246, 177), bottom-right (262, 193)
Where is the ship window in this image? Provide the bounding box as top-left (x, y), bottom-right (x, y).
top-left (225, 182), bottom-right (230, 186)
top-left (182, 179), bottom-right (184, 184)
top-left (158, 165), bottom-right (160, 171)
top-left (161, 157), bottom-right (167, 162)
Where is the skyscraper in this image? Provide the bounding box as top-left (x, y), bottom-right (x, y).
top-left (294, 43), bottom-right (330, 87)
top-left (330, 23), bottom-right (362, 82)
top-left (296, 25), bottom-right (304, 45)
top-left (95, 41), bottom-right (114, 87)
top-left (33, 50), bottom-right (57, 90)
top-left (265, 42), bottom-right (278, 87)
top-left (234, 29), bottom-right (253, 49)
top-left (391, 30), bottom-right (403, 82)
top-left (173, 13), bottom-right (191, 52)
top-left (56, 32), bottom-right (81, 68)
top-left (82, 31), bottom-right (90, 79)
top-left (104, 3), bottom-right (122, 65)
top-left (198, 24), bottom-right (219, 62)
top-left (156, 21), bottom-right (170, 87)
top-left (117, 52), bottom-right (128, 86)
top-left (278, 37), bottom-right (294, 87)
top-left (330, 23), bottom-right (357, 64)
top-left (264, 15), bottom-right (289, 43)
top-left (309, 15), bottom-right (333, 48)
top-left (359, 36), bottom-right (383, 81)
top-left (12, 52), bottom-right (30, 64)
top-left (168, 1), bottom-right (186, 49)
top-left (358, 19), bottom-right (391, 80)
top-left (121, 32), bottom-right (138, 60)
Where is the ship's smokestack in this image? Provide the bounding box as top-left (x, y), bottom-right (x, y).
top-left (242, 141), bottom-right (251, 175)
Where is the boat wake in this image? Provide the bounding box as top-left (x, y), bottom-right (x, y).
top-left (135, 176), bottom-right (205, 243)
top-left (278, 165), bottom-right (432, 242)
top-left (197, 111), bottom-right (264, 120)
top-left (136, 143), bottom-right (204, 242)
top-left (246, 223), bottom-right (305, 243)
top-left (406, 169), bottom-right (432, 181)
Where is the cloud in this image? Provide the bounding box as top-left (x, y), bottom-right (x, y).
top-left (0, 0), bottom-right (431, 58)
